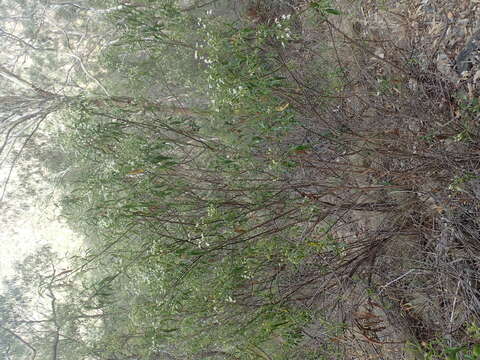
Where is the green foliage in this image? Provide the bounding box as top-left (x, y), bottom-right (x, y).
top-left (309, 0), bottom-right (342, 16)
top-left (1, 1), bottom-right (351, 359)
top-left (417, 324), bottom-right (480, 360)
top-left (448, 172), bottom-right (478, 192)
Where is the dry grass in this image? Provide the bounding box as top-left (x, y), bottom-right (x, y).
top-left (241, 0), bottom-right (480, 358)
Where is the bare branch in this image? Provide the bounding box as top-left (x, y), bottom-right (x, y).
top-left (0, 326), bottom-right (37, 360)
top-left (0, 65), bottom-right (55, 96)
top-left (0, 114), bottom-right (47, 202)
top-left (65, 53), bottom-right (110, 96)
top-left (0, 26), bottom-right (54, 51)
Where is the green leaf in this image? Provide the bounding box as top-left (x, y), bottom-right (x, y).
top-left (445, 346), bottom-right (463, 360)
top-left (271, 321), bottom-right (289, 329)
top-left (291, 144), bottom-right (311, 152)
top-left (472, 343), bottom-right (480, 356)
top-left (325, 8), bottom-right (341, 15)
top-left (149, 154), bottom-right (172, 163)
top-left (160, 328), bottom-right (179, 333)
top-left (188, 250), bottom-right (205, 256)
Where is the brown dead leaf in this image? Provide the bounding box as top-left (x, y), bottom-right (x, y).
top-left (354, 311), bottom-right (380, 320)
top-left (126, 169), bottom-right (145, 176)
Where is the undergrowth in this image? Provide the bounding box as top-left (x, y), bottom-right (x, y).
top-left (36, 0), bottom-right (480, 359)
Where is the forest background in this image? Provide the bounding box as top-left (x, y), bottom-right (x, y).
top-left (2, 0), bottom-right (480, 359)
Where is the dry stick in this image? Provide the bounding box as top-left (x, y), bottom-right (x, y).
top-left (0, 26), bottom-right (54, 51)
top-left (91, 98), bottom-right (214, 150)
top-left (449, 279), bottom-right (461, 332)
top-left (328, 19), bottom-right (346, 74)
top-left (353, 326), bottom-right (405, 345)
top-left (0, 109), bottom-right (48, 156)
top-left (72, 222), bottom-right (138, 275)
top-left (0, 65), bottom-right (55, 96)
top-left (0, 114), bottom-right (47, 202)
top-left (0, 326), bottom-right (37, 360)
top-left (273, 208), bottom-right (362, 305)
top-left (45, 266), bottom-right (60, 360)
top-left (180, 0), bottom-right (220, 12)
top-left (66, 53), bottom-right (110, 97)
top-left (324, 19), bottom-right (410, 76)
top-left (167, 209), bottom-right (304, 302)
top-left (296, 190), bottom-right (399, 211)
top-left (0, 119), bottom-right (32, 172)
top-left (273, 69), bottom-right (389, 173)
top-left (378, 269), bottom-right (416, 295)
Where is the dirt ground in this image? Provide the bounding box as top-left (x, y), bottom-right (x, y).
top-left (284, 0), bottom-right (480, 358)
top-left (234, 0), bottom-right (480, 358)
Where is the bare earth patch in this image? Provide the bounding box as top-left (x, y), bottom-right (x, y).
top-left (257, 0), bottom-right (480, 358)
